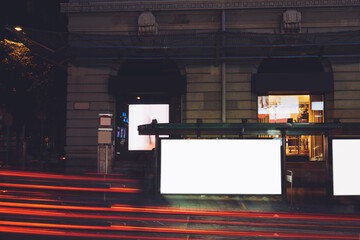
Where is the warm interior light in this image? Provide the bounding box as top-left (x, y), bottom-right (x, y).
top-left (136, 96), bottom-right (141, 100)
top-left (14, 26), bottom-right (23, 31)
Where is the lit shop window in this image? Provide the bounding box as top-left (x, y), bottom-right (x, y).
top-left (128, 104), bottom-right (169, 151)
top-left (258, 95), bottom-right (325, 161)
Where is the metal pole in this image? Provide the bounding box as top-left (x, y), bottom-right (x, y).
top-left (287, 170), bottom-right (294, 207)
top-left (5, 126), bottom-right (9, 167)
top-left (97, 145), bottom-right (100, 173)
top-left (155, 134), bottom-right (160, 193)
top-left (221, 10), bottom-right (226, 123)
top-left (105, 145), bottom-right (108, 174)
top-left (290, 172), bottom-right (293, 206)
top-left (281, 131), bottom-right (287, 202)
top-left (103, 174), bottom-right (106, 202)
top-left (324, 134), bottom-right (331, 199)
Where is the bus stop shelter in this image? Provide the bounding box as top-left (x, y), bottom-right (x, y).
top-left (138, 121), bottom-right (360, 200)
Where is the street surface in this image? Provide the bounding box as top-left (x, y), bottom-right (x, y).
top-left (0, 169), bottom-right (359, 239)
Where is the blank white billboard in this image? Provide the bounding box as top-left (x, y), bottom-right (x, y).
top-left (128, 104), bottom-right (169, 151)
top-left (160, 139), bottom-right (282, 195)
top-left (332, 139), bottom-right (360, 196)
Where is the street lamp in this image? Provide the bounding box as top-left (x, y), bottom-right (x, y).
top-left (14, 26), bottom-right (23, 32)
top-left (5, 26), bottom-right (55, 53)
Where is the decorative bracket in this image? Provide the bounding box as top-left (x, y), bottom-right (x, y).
top-left (138, 10), bottom-right (158, 36)
top-left (281, 9), bottom-right (301, 33)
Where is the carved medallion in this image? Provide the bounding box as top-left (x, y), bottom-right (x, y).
top-left (138, 10), bottom-right (158, 36)
top-left (281, 9), bottom-right (302, 33)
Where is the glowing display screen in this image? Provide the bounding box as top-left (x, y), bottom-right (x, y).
top-left (332, 139), bottom-right (360, 196)
top-left (160, 139), bottom-right (282, 194)
top-left (128, 104), bottom-right (169, 151)
top-left (311, 101), bottom-right (324, 111)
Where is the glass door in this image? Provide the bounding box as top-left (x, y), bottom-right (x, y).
top-left (258, 94), bottom-right (325, 162)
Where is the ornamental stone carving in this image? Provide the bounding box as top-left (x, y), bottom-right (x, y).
top-left (281, 9), bottom-right (301, 33)
top-left (138, 10), bottom-right (158, 36)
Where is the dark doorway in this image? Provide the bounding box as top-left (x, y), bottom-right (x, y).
top-left (109, 60), bottom-right (184, 175)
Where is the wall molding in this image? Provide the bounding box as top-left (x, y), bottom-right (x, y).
top-left (61, 0), bottom-right (360, 13)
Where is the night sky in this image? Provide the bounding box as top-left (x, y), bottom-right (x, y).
top-left (0, 0), bottom-right (67, 32)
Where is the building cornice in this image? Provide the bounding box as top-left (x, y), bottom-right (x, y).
top-left (61, 0), bottom-right (360, 13)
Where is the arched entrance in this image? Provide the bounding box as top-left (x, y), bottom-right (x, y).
top-left (109, 60), bottom-right (185, 174)
top-left (254, 58), bottom-right (333, 203)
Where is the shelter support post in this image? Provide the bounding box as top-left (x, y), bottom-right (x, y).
top-left (281, 130), bottom-right (287, 202)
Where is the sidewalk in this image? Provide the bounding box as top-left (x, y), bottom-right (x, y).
top-left (137, 189), bottom-right (360, 216)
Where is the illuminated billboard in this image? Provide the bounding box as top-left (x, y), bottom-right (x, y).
top-left (332, 139), bottom-right (360, 196)
top-left (160, 139), bottom-right (282, 195)
top-left (128, 104), bottom-right (169, 151)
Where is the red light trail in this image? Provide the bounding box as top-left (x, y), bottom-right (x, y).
top-left (0, 220), bottom-right (358, 239)
top-left (0, 206), bottom-right (358, 230)
top-left (1, 170), bottom-right (359, 239)
top-left (0, 225), bottom-right (198, 240)
top-left (110, 204), bottom-right (360, 222)
top-left (0, 170), bottom-right (137, 182)
top-left (0, 183), bottom-right (140, 193)
top-left (0, 201), bottom-right (359, 222)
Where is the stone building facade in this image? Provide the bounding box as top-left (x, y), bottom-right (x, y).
top-left (61, 0), bottom-right (360, 176)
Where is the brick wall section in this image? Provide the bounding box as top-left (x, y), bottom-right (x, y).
top-left (327, 60), bottom-right (360, 123)
top-left (65, 64), bottom-right (114, 171)
top-left (184, 64), bottom-right (257, 123)
top-left (226, 64), bottom-right (257, 123)
top-left (184, 65), bottom-right (221, 123)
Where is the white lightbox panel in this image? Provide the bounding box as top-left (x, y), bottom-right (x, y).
top-left (332, 139), bottom-right (360, 196)
top-left (160, 139), bottom-right (282, 195)
top-left (311, 101), bottom-right (324, 111)
top-left (128, 104), bottom-right (169, 151)
top-left (268, 96), bottom-right (299, 122)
